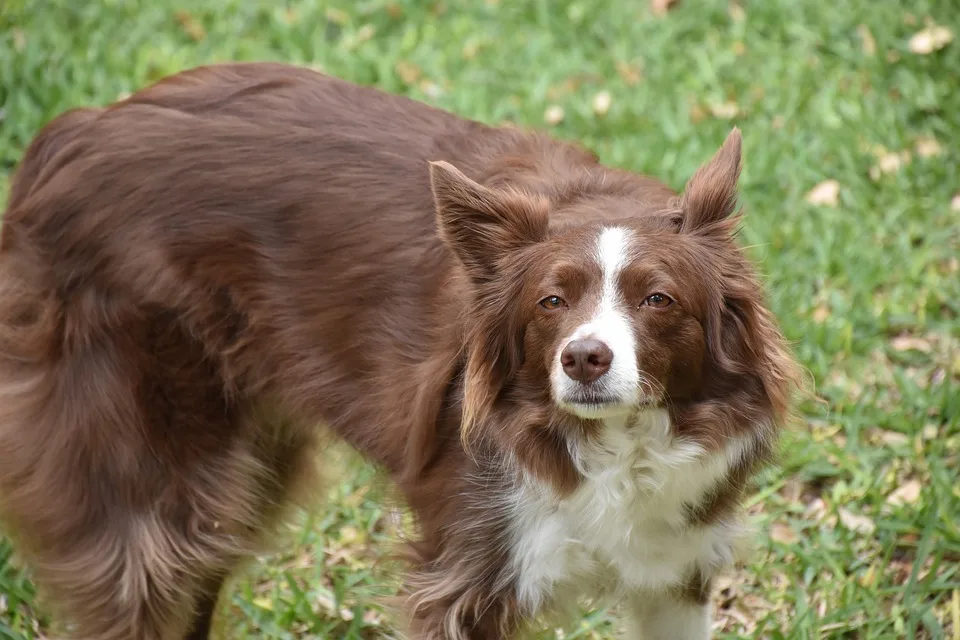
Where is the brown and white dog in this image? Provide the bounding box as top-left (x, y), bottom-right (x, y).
top-left (0, 62), bottom-right (798, 639)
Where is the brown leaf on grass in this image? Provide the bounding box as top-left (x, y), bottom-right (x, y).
top-left (877, 430), bottom-right (910, 447)
top-left (857, 24), bottom-right (877, 56)
top-left (891, 334), bottom-right (933, 353)
top-left (650, 0), bottom-right (679, 17)
top-left (395, 61), bottom-right (422, 85)
top-left (869, 150), bottom-right (911, 181)
top-left (887, 479), bottom-right (923, 506)
top-left (544, 105), bottom-right (565, 126)
top-left (592, 91), bottom-right (612, 116)
top-left (616, 60), bottom-right (643, 85)
top-left (689, 104), bottom-right (708, 124)
top-left (915, 136), bottom-right (944, 158)
top-left (951, 194), bottom-right (960, 212)
top-left (805, 180), bottom-right (841, 207)
top-left (175, 11), bottom-right (206, 41)
top-left (708, 101), bottom-right (740, 120)
top-left (421, 81), bottom-right (443, 99)
top-left (770, 522), bottom-right (799, 544)
top-left (908, 25), bottom-right (954, 55)
top-left (811, 304), bottom-right (831, 324)
top-left (838, 507), bottom-right (876, 534)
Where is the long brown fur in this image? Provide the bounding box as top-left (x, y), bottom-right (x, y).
top-left (0, 62), bottom-right (799, 639)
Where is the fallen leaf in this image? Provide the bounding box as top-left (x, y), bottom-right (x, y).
top-left (253, 596), bottom-right (274, 611)
top-left (869, 150), bottom-right (911, 181)
top-left (838, 507), bottom-right (876, 534)
top-left (887, 479), bottom-right (922, 506)
top-left (908, 25), bottom-right (954, 55)
top-left (878, 430), bottom-right (909, 446)
top-left (689, 104), bottom-right (708, 124)
top-left (650, 0), bottom-right (679, 17)
top-left (395, 61), bottom-right (422, 85)
top-left (708, 101), bottom-right (740, 120)
top-left (857, 24), bottom-right (877, 56)
top-left (544, 105), bottom-right (565, 126)
top-left (951, 194), bottom-right (960, 211)
top-left (421, 81), bottom-right (443, 99)
top-left (812, 304), bottom-right (830, 324)
top-left (592, 91), bottom-right (612, 116)
top-left (770, 522), bottom-right (799, 544)
top-left (616, 60), bottom-right (643, 86)
top-left (923, 423), bottom-right (940, 439)
top-left (891, 335), bottom-right (933, 353)
top-left (805, 180), bottom-right (841, 207)
top-left (175, 10), bottom-right (206, 41)
top-left (915, 136), bottom-right (943, 158)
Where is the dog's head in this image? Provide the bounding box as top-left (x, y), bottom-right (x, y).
top-left (431, 129), bottom-right (797, 451)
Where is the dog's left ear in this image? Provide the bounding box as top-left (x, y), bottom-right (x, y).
top-left (679, 128), bottom-right (743, 233)
top-left (429, 160), bottom-right (548, 284)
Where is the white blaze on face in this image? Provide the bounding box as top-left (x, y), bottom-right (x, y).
top-left (551, 226), bottom-right (640, 418)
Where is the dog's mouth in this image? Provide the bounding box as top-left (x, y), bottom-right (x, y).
top-left (558, 384), bottom-right (633, 419)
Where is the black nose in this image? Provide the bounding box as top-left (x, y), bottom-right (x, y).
top-left (561, 338), bottom-right (613, 383)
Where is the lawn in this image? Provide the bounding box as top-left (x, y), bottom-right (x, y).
top-left (1, 0), bottom-right (958, 638)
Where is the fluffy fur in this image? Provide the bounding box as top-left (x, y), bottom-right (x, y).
top-left (0, 62), bottom-right (799, 639)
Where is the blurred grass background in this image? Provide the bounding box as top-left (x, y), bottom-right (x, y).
top-left (1, 0), bottom-right (959, 638)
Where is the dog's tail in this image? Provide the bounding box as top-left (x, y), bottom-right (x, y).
top-left (0, 107), bottom-right (161, 638)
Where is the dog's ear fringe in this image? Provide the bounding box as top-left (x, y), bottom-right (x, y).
top-left (679, 127), bottom-right (743, 234)
top-left (429, 160), bottom-right (549, 287)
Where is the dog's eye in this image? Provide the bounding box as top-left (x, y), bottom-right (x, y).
top-left (539, 295), bottom-right (566, 310)
top-left (642, 293), bottom-right (673, 308)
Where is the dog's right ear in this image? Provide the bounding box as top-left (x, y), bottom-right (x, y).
top-left (429, 161), bottom-right (548, 285)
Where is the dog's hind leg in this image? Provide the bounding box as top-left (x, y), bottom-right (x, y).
top-left (184, 573), bottom-right (227, 640)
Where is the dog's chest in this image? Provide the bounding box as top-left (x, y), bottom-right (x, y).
top-left (506, 411), bottom-right (745, 613)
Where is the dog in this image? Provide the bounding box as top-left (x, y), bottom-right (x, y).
top-left (0, 62), bottom-right (799, 639)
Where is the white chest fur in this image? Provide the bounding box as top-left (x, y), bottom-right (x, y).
top-left (506, 409), bottom-right (751, 618)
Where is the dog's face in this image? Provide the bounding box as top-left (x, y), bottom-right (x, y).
top-left (431, 128), bottom-right (784, 435)
top-left (525, 223), bottom-right (708, 419)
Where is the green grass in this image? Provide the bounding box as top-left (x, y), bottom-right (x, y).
top-left (1, 0), bottom-right (959, 638)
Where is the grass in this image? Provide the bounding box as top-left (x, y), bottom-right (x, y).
top-left (1, 0), bottom-right (958, 637)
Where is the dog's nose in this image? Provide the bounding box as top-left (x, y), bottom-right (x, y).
top-left (561, 338), bottom-right (613, 383)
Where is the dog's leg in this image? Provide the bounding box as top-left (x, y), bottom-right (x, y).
top-left (185, 573), bottom-right (227, 640)
top-left (621, 588), bottom-right (712, 640)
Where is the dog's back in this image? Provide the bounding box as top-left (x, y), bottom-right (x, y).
top-left (0, 62), bottom-right (551, 639)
